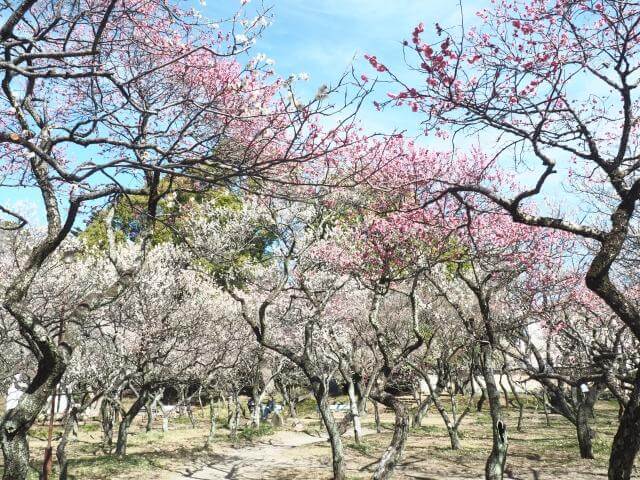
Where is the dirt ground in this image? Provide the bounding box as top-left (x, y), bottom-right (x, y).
top-left (4, 397), bottom-right (634, 479)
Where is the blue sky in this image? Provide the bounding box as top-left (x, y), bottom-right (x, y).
top-left (7, 0), bottom-right (582, 228)
top-left (4, 1), bottom-right (488, 226)
top-left (235, 1), bottom-right (584, 218)
top-left (223, 0), bottom-right (488, 135)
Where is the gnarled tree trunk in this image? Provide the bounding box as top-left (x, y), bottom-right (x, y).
top-left (426, 377), bottom-right (468, 450)
top-left (481, 343), bottom-right (507, 480)
top-left (0, 341), bottom-right (69, 480)
top-left (206, 393), bottom-right (218, 448)
top-left (370, 391), bottom-right (410, 480)
top-left (115, 391), bottom-right (147, 457)
top-left (346, 379), bottom-right (362, 444)
top-left (56, 404), bottom-right (80, 480)
top-left (311, 378), bottom-right (346, 480)
top-left (575, 383), bottom-right (602, 460)
top-left (100, 397), bottom-right (116, 452)
top-left (608, 371), bottom-right (640, 480)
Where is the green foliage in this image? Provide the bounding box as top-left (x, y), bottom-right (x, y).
top-left (239, 422), bottom-right (274, 441)
top-left (189, 198), bottom-right (277, 288)
top-left (79, 422), bottom-right (101, 433)
top-left (412, 424), bottom-right (444, 436)
top-left (442, 237), bottom-right (472, 277)
top-left (79, 186), bottom-right (247, 250)
top-left (416, 323), bottom-right (435, 342)
top-left (346, 441), bottom-right (374, 456)
top-left (80, 203), bottom-right (131, 251)
top-left (291, 397), bottom-right (318, 416)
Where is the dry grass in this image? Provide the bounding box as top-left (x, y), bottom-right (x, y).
top-left (0, 397), bottom-right (632, 480)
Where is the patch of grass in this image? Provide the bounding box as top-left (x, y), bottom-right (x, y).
top-left (2, 454), bottom-right (159, 480)
top-left (592, 437), bottom-right (612, 457)
top-left (296, 397), bottom-right (318, 416)
top-left (347, 441), bottom-right (374, 456)
top-left (28, 425), bottom-right (63, 440)
top-left (412, 424), bottom-right (443, 436)
top-left (239, 422), bottom-right (274, 441)
top-left (66, 452), bottom-right (160, 480)
top-left (523, 435), bottom-right (578, 453)
top-left (79, 422), bottom-right (101, 433)
top-left (473, 412), bottom-right (493, 426)
top-left (173, 414), bottom-right (197, 425)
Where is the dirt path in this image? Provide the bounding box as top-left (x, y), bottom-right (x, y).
top-left (164, 428), bottom-right (375, 480)
top-left (151, 406), bottom-right (614, 480)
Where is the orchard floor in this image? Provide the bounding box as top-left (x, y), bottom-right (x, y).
top-left (4, 398), bottom-right (634, 479)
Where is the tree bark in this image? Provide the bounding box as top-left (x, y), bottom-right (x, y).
top-left (581, 198), bottom-right (640, 479)
top-left (476, 384), bottom-right (487, 412)
top-left (277, 381), bottom-right (297, 418)
top-left (481, 343), bottom-right (507, 480)
top-left (0, 344), bottom-right (68, 480)
top-left (228, 391), bottom-right (240, 446)
top-left (206, 395), bottom-right (218, 448)
top-left (576, 404), bottom-right (595, 460)
top-left (608, 371), bottom-right (640, 480)
top-left (250, 386), bottom-right (262, 428)
top-left (575, 384), bottom-right (601, 460)
top-left (346, 379), bottom-right (362, 443)
top-left (370, 391), bottom-right (410, 480)
top-left (115, 391), bottom-right (147, 457)
top-left (541, 389), bottom-right (551, 427)
top-left (56, 404), bottom-right (80, 480)
top-left (311, 379), bottom-right (346, 480)
top-left (145, 397), bottom-right (154, 432)
top-left (412, 395), bottom-right (433, 427)
top-left (426, 377), bottom-right (465, 450)
top-left (100, 397), bottom-right (115, 452)
top-left (374, 401), bottom-right (382, 433)
top-left (504, 366), bottom-right (524, 432)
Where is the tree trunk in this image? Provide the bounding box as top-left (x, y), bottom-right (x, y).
top-left (100, 397), bottom-right (115, 452)
top-left (426, 377), bottom-right (462, 450)
top-left (145, 397), bottom-right (154, 432)
top-left (504, 368), bottom-right (524, 432)
top-left (206, 396), bottom-right (218, 448)
top-left (278, 381), bottom-right (297, 418)
top-left (157, 400), bottom-right (171, 433)
top-left (575, 384), bottom-right (601, 460)
top-left (0, 344), bottom-right (68, 480)
top-left (499, 373), bottom-right (510, 408)
top-left (576, 404), bottom-right (595, 460)
top-left (115, 392), bottom-right (147, 457)
top-left (608, 372), bottom-right (640, 480)
top-left (56, 405), bottom-right (80, 480)
top-left (186, 402), bottom-right (196, 429)
top-left (228, 392), bottom-right (240, 446)
top-left (412, 395), bottom-right (433, 427)
top-left (370, 391), bottom-right (410, 480)
top-left (476, 386), bottom-right (487, 412)
top-left (541, 389), bottom-right (551, 427)
top-left (581, 199), bottom-right (640, 479)
top-left (250, 386), bottom-right (261, 428)
top-left (447, 425), bottom-right (462, 450)
top-left (346, 379), bottom-right (362, 444)
top-left (312, 379), bottom-right (346, 480)
top-left (374, 401), bottom-right (381, 433)
top-left (481, 343), bottom-right (507, 480)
